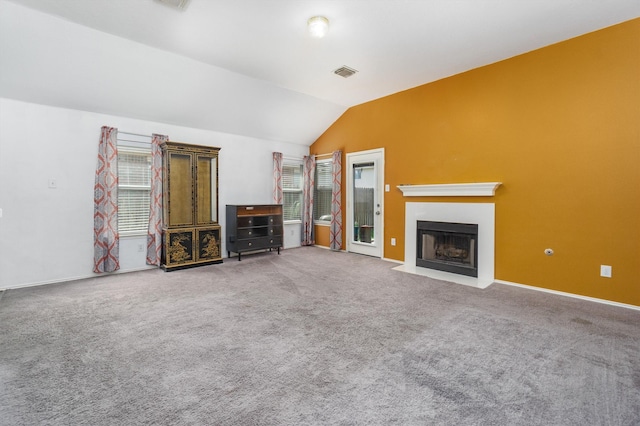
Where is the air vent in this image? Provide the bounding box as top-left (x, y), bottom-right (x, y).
top-left (333, 66), bottom-right (358, 78)
top-left (155, 0), bottom-right (191, 11)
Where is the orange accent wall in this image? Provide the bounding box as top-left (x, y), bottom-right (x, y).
top-left (310, 19), bottom-right (640, 306)
top-left (315, 224), bottom-right (331, 248)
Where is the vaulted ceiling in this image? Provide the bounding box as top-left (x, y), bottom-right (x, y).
top-left (1, 0), bottom-right (638, 145)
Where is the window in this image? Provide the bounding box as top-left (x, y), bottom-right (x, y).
top-left (117, 148), bottom-right (151, 235)
top-left (314, 159), bottom-right (333, 222)
top-left (282, 162), bottom-right (303, 221)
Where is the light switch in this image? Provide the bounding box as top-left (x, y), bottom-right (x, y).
top-left (385, 184), bottom-right (390, 192)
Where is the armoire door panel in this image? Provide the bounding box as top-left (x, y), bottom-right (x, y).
top-left (167, 152), bottom-right (193, 227)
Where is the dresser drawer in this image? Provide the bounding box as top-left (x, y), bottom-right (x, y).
top-left (267, 215), bottom-right (283, 226)
top-left (237, 215), bottom-right (282, 228)
top-left (237, 228), bottom-right (261, 239)
top-left (234, 236), bottom-right (282, 251)
top-left (267, 225), bottom-right (282, 237)
top-left (237, 217), bottom-right (255, 227)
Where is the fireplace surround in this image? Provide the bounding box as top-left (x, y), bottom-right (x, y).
top-left (394, 202), bottom-right (495, 289)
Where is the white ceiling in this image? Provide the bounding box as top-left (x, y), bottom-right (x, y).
top-left (2, 0), bottom-right (639, 145)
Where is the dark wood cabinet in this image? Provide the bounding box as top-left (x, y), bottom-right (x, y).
top-left (226, 205), bottom-right (283, 261)
top-left (161, 141), bottom-right (222, 270)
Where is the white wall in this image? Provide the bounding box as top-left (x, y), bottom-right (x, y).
top-left (0, 1), bottom-right (345, 146)
top-left (0, 98), bottom-right (307, 288)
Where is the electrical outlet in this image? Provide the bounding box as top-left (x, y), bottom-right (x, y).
top-left (391, 238), bottom-right (396, 246)
top-left (600, 265), bottom-right (612, 278)
top-left (138, 244), bottom-right (145, 253)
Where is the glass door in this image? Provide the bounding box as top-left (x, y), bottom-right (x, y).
top-left (346, 149), bottom-right (384, 258)
top-left (195, 153), bottom-right (218, 224)
top-left (166, 152), bottom-right (194, 227)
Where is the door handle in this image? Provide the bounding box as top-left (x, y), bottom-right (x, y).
top-left (375, 211), bottom-right (381, 215)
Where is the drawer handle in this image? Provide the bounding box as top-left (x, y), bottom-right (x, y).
top-left (270, 229), bottom-right (273, 234)
top-left (270, 239), bottom-right (273, 243)
top-left (248, 220), bottom-right (252, 224)
top-left (270, 218), bottom-right (273, 223)
top-left (249, 231), bottom-right (252, 235)
top-left (248, 242), bottom-right (252, 246)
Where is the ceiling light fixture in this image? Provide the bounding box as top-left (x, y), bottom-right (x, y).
top-left (307, 16), bottom-right (329, 38)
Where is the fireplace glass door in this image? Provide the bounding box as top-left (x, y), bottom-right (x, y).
top-left (417, 221), bottom-right (478, 277)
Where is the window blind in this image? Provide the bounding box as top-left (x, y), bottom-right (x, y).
top-left (314, 160), bottom-right (332, 221)
top-left (117, 150), bottom-right (152, 234)
top-left (283, 163), bottom-right (302, 221)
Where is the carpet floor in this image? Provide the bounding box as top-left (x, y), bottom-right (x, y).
top-left (1, 247), bottom-right (639, 425)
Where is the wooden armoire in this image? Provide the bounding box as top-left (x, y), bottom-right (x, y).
top-left (161, 141), bottom-right (222, 271)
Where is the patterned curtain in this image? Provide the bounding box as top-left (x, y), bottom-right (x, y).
top-left (93, 126), bottom-right (119, 273)
top-left (146, 133), bottom-right (168, 266)
top-left (273, 152), bottom-right (283, 204)
top-left (330, 151), bottom-right (343, 250)
top-left (302, 154), bottom-right (316, 246)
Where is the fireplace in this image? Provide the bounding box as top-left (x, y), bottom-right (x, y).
top-left (394, 202), bottom-right (495, 289)
top-left (417, 221), bottom-right (478, 277)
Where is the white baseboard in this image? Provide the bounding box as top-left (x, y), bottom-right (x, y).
top-left (1, 266), bottom-right (157, 291)
top-left (495, 279), bottom-right (640, 312)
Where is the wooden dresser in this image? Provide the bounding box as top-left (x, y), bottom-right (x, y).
top-left (226, 205), bottom-right (283, 261)
top-left (161, 141), bottom-right (222, 270)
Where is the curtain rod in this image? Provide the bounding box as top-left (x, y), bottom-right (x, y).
top-left (313, 152), bottom-right (333, 158)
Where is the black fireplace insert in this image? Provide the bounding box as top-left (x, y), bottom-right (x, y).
top-left (417, 221), bottom-right (478, 277)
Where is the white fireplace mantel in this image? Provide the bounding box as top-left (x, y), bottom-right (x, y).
top-left (397, 182), bottom-right (501, 197)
